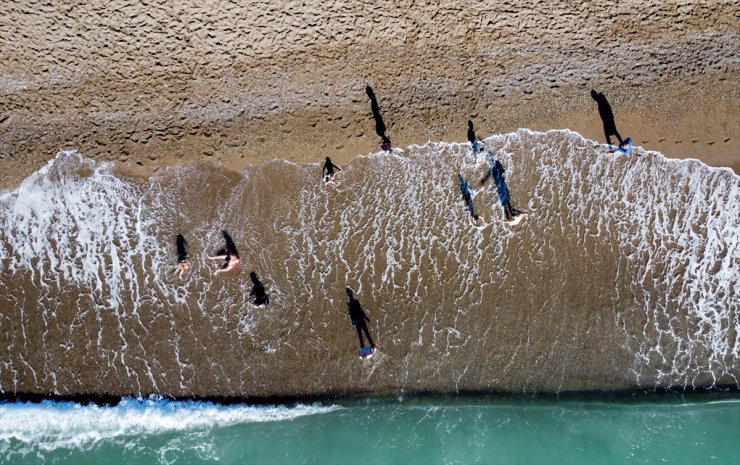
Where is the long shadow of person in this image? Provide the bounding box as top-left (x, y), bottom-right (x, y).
top-left (222, 230), bottom-right (239, 256)
top-left (365, 85), bottom-right (392, 151)
top-left (249, 271), bottom-right (270, 308)
top-left (481, 154), bottom-right (523, 222)
top-left (467, 119), bottom-right (481, 153)
top-left (591, 89), bottom-right (624, 147)
top-left (346, 287), bottom-right (375, 355)
top-left (459, 174), bottom-right (482, 225)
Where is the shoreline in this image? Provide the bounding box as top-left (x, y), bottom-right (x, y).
top-left (2, 77), bottom-right (737, 191)
top-left (3, 386), bottom-right (739, 407)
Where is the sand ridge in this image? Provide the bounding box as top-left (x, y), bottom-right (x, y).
top-left (0, 0), bottom-right (738, 189)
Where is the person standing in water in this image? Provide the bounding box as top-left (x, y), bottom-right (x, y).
top-left (208, 230), bottom-right (240, 274)
top-left (175, 234), bottom-right (190, 280)
top-left (322, 157), bottom-right (342, 185)
top-left (481, 152), bottom-right (523, 222)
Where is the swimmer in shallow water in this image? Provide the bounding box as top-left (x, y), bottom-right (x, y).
top-left (322, 157), bottom-right (342, 185)
top-left (175, 234), bottom-right (190, 280)
top-left (208, 230), bottom-right (240, 275)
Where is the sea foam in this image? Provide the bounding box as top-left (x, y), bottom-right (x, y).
top-left (0, 397), bottom-right (339, 453)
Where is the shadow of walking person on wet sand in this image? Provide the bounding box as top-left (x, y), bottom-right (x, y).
top-left (346, 287), bottom-right (376, 359)
top-left (366, 85), bottom-right (392, 152)
top-left (249, 271), bottom-right (270, 308)
top-left (591, 89), bottom-right (624, 148)
top-left (467, 119), bottom-right (482, 154)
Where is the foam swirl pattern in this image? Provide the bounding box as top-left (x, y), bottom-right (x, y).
top-left (0, 130), bottom-right (737, 397)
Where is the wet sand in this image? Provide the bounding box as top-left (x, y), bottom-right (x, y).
top-left (1, 1), bottom-right (738, 190)
top-left (0, 1), bottom-right (738, 400)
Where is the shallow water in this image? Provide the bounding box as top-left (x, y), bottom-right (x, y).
top-left (0, 129), bottom-right (737, 397)
top-left (1, 394), bottom-right (739, 465)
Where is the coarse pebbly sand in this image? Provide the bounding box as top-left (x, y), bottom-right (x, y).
top-left (0, 0), bottom-right (738, 191)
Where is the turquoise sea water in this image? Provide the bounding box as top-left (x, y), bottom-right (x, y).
top-left (1, 394), bottom-right (738, 465)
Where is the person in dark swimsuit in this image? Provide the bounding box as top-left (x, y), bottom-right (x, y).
top-left (208, 230), bottom-right (240, 274)
top-left (175, 234), bottom-right (189, 280)
top-left (322, 157), bottom-right (342, 184)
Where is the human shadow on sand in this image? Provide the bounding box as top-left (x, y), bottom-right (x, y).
top-left (467, 119), bottom-right (482, 153)
top-left (346, 287), bottom-right (375, 350)
top-left (249, 271), bottom-right (270, 308)
top-left (366, 85), bottom-right (392, 151)
top-left (591, 89), bottom-right (624, 147)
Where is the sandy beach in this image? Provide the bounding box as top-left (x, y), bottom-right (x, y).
top-left (1, 1), bottom-right (738, 190)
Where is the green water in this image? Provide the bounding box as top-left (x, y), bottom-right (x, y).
top-left (4, 394), bottom-right (739, 465)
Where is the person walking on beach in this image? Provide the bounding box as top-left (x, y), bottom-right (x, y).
top-left (322, 157), bottom-right (342, 185)
top-left (590, 89), bottom-right (624, 148)
top-left (459, 174), bottom-right (483, 226)
top-left (481, 152), bottom-right (523, 222)
top-left (346, 287), bottom-right (375, 358)
top-left (175, 234), bottom-right (190, 280)
top-left (208, 230), bottom-right (240, 274)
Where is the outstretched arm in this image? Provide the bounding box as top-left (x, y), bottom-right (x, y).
top-left (208, 255), bottom-right (228, 260)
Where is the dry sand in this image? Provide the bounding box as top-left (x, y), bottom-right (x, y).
top-left (1, 0), bottom-right (738, 190)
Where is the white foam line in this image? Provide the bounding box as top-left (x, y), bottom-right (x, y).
top-left (0, 398), bottom-right (341, 451)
